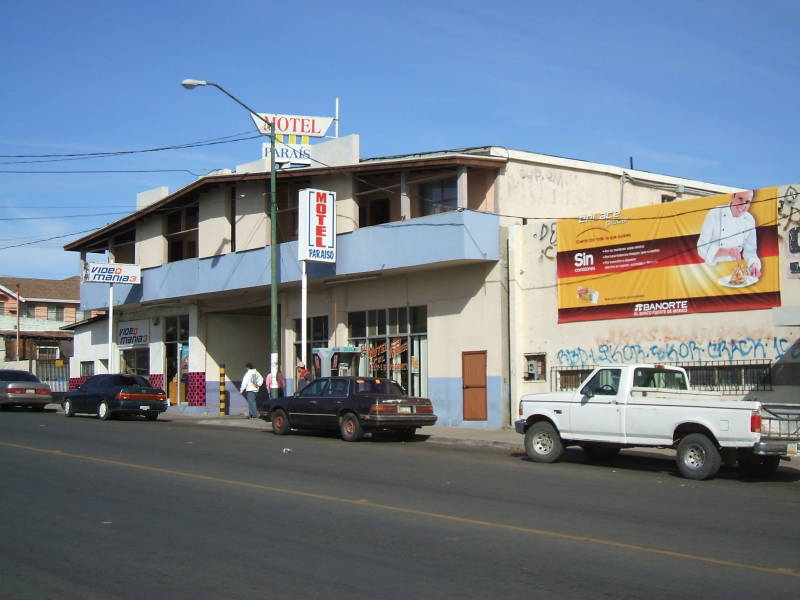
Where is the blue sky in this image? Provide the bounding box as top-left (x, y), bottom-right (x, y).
top-left (1, 0), bottom-right (797, 279)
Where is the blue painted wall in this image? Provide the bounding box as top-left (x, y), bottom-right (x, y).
top-left (81, 210), bottom-right (500, 309)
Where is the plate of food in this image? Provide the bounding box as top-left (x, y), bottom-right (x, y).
top-left (718, 263), bottom-right (758, 288)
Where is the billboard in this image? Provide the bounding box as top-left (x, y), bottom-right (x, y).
top-left (556, 187), bottom-right (780, 323)
top-left (298, 188), bottom-right (336, 262)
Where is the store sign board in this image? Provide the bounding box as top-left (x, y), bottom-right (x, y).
top-left (298, 189), bottom-right (336, 263)
top-left (117, 319), bottom-right (150, 347)
top-left (555, 186), bottom-right (781, 323)
top-left (250, 113), bottom-right (333, 137)
top-left (83, 262), bottom-right (141, 284)
top-left (262, 142), bottom-right (313, 165)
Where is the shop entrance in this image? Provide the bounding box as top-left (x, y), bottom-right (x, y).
top-left (165, 315), bottom-right (189, 405)
top-left (462, 350), bottom-right (487, 420)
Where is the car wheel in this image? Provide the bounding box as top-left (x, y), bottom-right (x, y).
top-left (524, 422), bottom-right (564, 463)
top-left (582, 443), bottom-right (620, 462)
top-left (738, 452), bottom-right (780, 478)
top-left (98, 401), bottom-right (113, 421)
top-left (676, 433), bottom-right (721, 480)
top-left (271, 409), bottom-right (290, 435)
top-left (63, 399), bottom-right (75, 417)
top-left (340, 413), bottom-right (363, 442)
top-left (145, 412), bottom-right (159, 421)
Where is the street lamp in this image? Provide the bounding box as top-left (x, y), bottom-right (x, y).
top-left (182, 79), bottom-right (280, 400)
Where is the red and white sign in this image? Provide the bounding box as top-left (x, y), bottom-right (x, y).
top-left (250, 113), bottom-right (333, 137)
top-left (298, 189), bottom-right (336, 263)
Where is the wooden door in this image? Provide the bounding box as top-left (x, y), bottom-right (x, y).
top-left (462, 351), bottom-right (487, 421)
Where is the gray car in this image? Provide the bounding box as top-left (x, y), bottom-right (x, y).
top-left (0, 370), bottom-right (53, 411)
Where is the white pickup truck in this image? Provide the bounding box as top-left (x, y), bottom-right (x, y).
top-left (514, 364), bottom-right (800, 480)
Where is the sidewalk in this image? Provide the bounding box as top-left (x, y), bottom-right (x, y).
top-left (162, 410), bottom-right (523, 450)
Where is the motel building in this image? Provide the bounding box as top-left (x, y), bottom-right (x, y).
top-left (63, 131), bottom-right (800, 426)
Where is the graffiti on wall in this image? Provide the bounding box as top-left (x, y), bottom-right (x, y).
top-left (532, 221), bottom-right (557, 262)
top-left (556, 336), bottom-right (798, 367)
top-left (779, 185), bottom-right (800, 279)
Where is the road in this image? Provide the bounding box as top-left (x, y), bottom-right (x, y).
top-left (1, 409), bottom-right (799, 599)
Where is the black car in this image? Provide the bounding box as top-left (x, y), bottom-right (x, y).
top-left (259, 376), bottom-right (437, 441)
top-left (0, 369), bottom-right (53, 411)
top-left (63, 374), bottom-right (167, 420)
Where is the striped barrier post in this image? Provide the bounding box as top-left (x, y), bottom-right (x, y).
top-left (219, 364), bottom-right (228, 416)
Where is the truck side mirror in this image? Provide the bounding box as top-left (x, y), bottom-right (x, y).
top-left (581, 386), bottom-right (593, 398)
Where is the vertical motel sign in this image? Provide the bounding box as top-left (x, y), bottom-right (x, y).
top-left (298, 189), bottom-right (336, 262)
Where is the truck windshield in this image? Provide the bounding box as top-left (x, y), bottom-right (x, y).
top-left (633, 368), bottom-right (688, 390)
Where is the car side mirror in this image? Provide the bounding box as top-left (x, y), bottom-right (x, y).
top-left (581, 386), bottom-right (593, 398)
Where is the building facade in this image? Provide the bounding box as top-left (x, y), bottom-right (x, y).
top-left (63, 146), bottom-right (798, 426)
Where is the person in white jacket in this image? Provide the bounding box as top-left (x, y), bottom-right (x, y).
top-left (696, 190), bottom-right (761, 278)
top-left (239, 362), bottom-right (263, 418)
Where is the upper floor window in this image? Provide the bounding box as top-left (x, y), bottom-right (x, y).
top-left (420, 177), bottom-right (457, 216)
top-left (47, 305), bottom-right (65, 321)
top-left (166, 205), bottom-right (198, 262)
top-left (112, 229), bottom-right (136, 264)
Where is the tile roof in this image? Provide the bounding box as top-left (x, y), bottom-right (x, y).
top-left (0, 276), bottom-right (80, 301)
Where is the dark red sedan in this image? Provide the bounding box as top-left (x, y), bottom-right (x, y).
top-left (259, 376), bottom-right (437, 441)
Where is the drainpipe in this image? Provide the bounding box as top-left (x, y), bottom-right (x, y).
top-left (619, 172), bottom-right (630, 211)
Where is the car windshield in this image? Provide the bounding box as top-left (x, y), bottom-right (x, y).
top-left (0, 370), bottom-right (40, 382)
top-left (354, 379), bottom-right (405, 395)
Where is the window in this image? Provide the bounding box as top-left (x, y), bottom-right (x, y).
top-left (583, 368), bottom-right (621, 395)
top-left (348, 306), bottom-right (427, 396)
top-left (112, 229), bottom-right (135, 264)
top-left (661, 194), bottom-right (676, 203)
top-left (80, 361), bottom-right (95, 377)
top-left (293, 315), bottom-right (329, 367)
top-left (228, 186), bottom-right (237, 252)
top-left (524, 353), bottom-right (546, 381)
top-left (359, 198), bottom-right (390, 227)
top-left (166, 204), bottom-right (199, 262)
top-left (47, 305), bottom-right (65, 321)
top-left (420, 177), bottom-right (457, 215)
top-left (37, 346), bottom-right (59, 360)
top-left (632, 368), bottom-right (687, 390)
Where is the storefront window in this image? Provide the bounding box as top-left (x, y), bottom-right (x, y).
top-left (165, 315), bottom-right (189, 404)
top-left (120, 347), bottom-right (149, 376)
top-left (294, 316), bottom-right (329, 366)
top-left (348, 306), bottom-right (427, 396)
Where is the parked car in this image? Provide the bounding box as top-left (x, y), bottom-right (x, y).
top-left (63, 374), bottom-right (167, 421)
top-left (259, 376), bottom-right (437, 441)
top-left (0, 369), bottom-right (53, 411)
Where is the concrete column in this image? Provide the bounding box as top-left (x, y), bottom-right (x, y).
top-left (457, 166), bottom-right (468, 209)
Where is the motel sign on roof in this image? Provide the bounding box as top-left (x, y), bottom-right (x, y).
top-left (250, 113), bottom-right (334, 137)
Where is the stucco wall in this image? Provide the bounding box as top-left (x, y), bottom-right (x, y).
top-left (136, 215), bottom-right (165, 269)
top-left (508, 185), bottom-right (800, 410)
top-left (198, 187), bottom-right (230, 258)
top-left (235, 181), bottom-right (268, 250)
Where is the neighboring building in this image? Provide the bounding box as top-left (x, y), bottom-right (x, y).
top-left (61, 143), bottom-right (798, 425)
top-left (0, 276), bottom-right (86, 361)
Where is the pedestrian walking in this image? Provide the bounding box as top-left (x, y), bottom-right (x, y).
top-left (296, 361), bottom-right (312, 391)
top-left (265, 369), bottom-right (286, 397)
top-left (240, 362), bottom-right (263, 418)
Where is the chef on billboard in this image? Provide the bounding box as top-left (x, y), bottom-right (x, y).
top-left (696, 189), bottom-right (761, 285)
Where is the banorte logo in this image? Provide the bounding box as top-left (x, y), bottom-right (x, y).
top-left (633, 300), bottom-right (689, 316)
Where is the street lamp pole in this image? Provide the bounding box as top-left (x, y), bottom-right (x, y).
top-left (181, 79), bottom-right (280, 399)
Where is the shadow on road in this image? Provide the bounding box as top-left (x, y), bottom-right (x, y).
top-left (512, 447), bottom-right (800, 483)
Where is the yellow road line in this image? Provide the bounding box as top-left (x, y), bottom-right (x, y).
top-left (4, 441), bottom-right (797, 578)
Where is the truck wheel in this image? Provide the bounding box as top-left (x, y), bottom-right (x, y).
top-left (676, 434), bottom-right (721, 480)
top-left (524, 422), bottom-right (564, 463)
top-left (738, 453), bottom-right (780, 478)
top-left (582, 443), bottom-right (620, 462)
top-left (340, 413), bottom-right (363, 442)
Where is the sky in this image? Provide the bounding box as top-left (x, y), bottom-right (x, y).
top-left (1, 0), bottom-right (798, 280)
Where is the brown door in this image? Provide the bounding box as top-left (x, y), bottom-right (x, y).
top-left (462, 351), bottom-right (487, 421)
